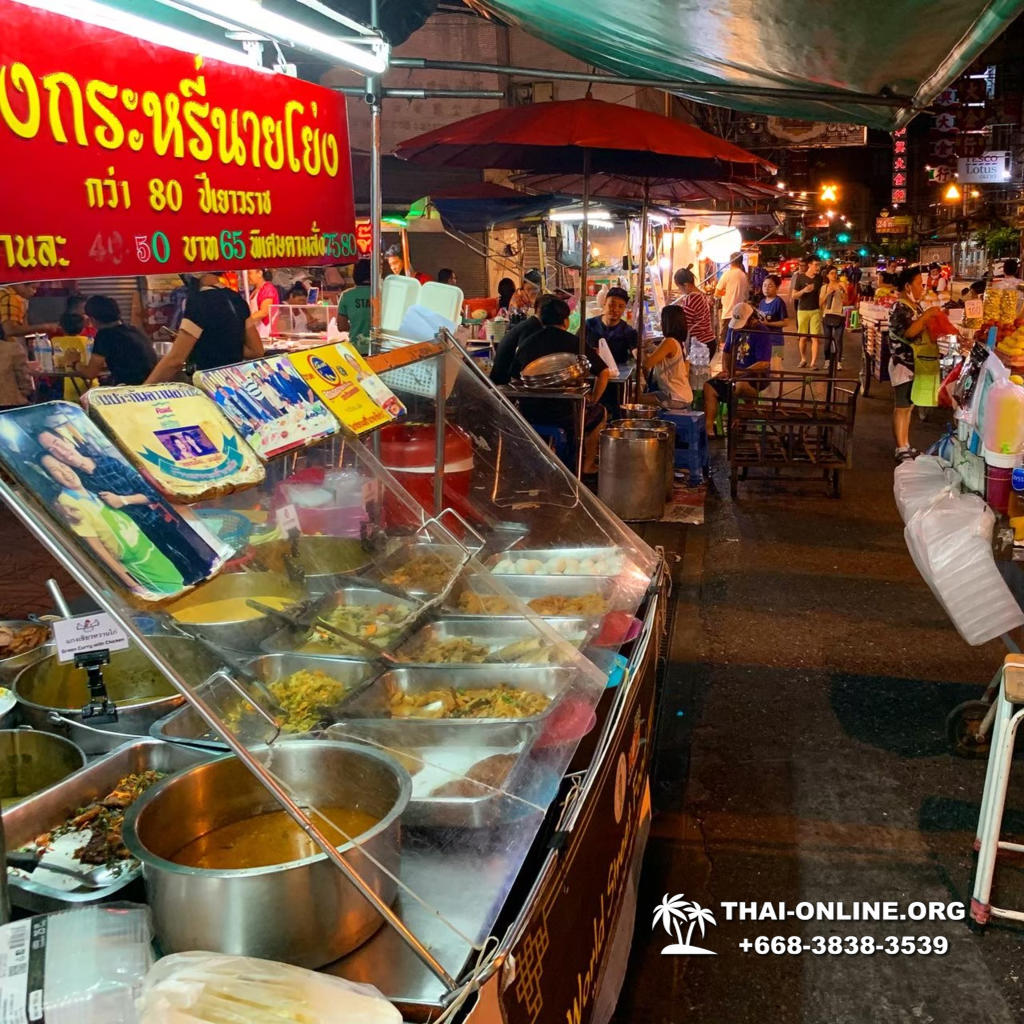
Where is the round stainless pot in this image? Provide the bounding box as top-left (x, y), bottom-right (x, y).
top-left (610, 419), bottom-right (676, 499)
top-left (287, 536), bottom-right (371, 597)
top-left (163, 572), bottom-right (305, 650)
top-left (123, 740), bottom-right (410, 969)
top-left (13, 636), bottom-right (219, 755)
top-left (0, 728), bottom-right (86, 805)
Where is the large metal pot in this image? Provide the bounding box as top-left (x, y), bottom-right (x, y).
top-left (163, 572), bottom-right (305, 650)
top-left (123, 741), bottom-right (409, 968)
top-left (598, 426), bottom-right (670, 521)
top-left (0, 729), bottom-right (85, 806)
top-left (286, 536), bottom-right (371, 597)
top-left (610, 419), bottom-right (676, 499)
top-left (14, 636), bottom-right (220, 755)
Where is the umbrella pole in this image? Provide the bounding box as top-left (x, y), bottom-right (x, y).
top-left (578, 148), bottom-right (591, 356)
top-left (633, 179), bottom-right (650, 402)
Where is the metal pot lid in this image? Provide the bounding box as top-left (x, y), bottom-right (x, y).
top-left (522, 352), bottom-right (589, 379)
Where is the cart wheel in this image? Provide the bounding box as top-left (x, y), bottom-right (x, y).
top-left (946, 700), bottom-right (992, 759)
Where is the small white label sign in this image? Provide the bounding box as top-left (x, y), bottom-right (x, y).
top-left (275, 503), bottom-right (300, 535)
top-left (51, 613), bottom-right (130, 664)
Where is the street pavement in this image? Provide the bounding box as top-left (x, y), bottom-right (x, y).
top-left (617, 335), bottom-right (1024, 1023)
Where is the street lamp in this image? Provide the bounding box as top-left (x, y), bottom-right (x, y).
top-left (944, 183), bottom-right (962, 201)
top-left (820, 184), bottom-right (839, 203)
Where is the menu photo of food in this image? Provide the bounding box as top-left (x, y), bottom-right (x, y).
top-left (86, 384), bottom-right (265, 503)
top-left (0, 403), bottom-right (230, 601)
top-left (194, 357), bottom-right (340, 460)
top-left (289, 342), bottom-right (406, 435)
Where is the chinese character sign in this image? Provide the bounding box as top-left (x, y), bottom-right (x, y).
top-left (891, 128), bottom-right (908, 208)
top-left (0, 0), bottom-right (357, 282)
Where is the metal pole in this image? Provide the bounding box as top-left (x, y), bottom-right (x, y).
top-left (335, 87), bottom-right (504, 99)
top-left (388, 58), bottom-right (913, 106)
top-left (578, 148), bottom-right (591, 356)
top-left (0, 478), bottom-right (457, 990)
top-left (367, 0), bottom-right (383, 337)
top-left (434, 349), bottom-right (446, 514)
top-left (634, 180), bottom-right (650, 403)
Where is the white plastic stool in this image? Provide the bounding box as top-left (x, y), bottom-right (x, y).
top-left (972, 653), bottom-right (1024, 925)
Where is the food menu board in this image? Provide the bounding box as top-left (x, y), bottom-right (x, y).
top-left (288, 343), bottom-right (406, 434)
top-left (0, 403), bottom-right (229, 601)
top-left (86, 384), bottom-right (265, 503)
top-left (194, 357), bottom-right (339, 460)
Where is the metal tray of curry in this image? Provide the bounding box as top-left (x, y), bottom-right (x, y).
top-left (3, 738), bottom-right (212, 911)
top-left (260, 586), bottom-right (424, 659)
top-left (327, 718), bottom-right (538, 829)
top-left (366, 542), bottom-right (468, 596)
top-left (337, 665), bottom-right (573, 727)
top-left (393, 616), bottom-right (595, 666)
top-left (150, 655), bottom-right (380, 750)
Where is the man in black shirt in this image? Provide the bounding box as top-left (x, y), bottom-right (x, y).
top-left (792, 257), bottom-right (823, 368)
top-left (80, 296), bottom-right (158, 385)
top-left (146, 272), bottom-right (262, 383)
top-left (490, 292), bottom-right (555, 386)
top-left (510, 298), bottom-right (609, 474)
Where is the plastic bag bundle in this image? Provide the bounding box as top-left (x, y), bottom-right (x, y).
top-left (893, 456), bottom-right (961, 522)
top-left (904, 492), bottom-right (1024, 646)
top-left (137, 952), bottom-right (402, 1024)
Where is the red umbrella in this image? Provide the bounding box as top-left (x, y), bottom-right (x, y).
top-left (393, 97), bottom-right (775, 178)
top-left (396, 98), bottom-right (775, 368)
top-left (513, 172), bottom-right (782, 205)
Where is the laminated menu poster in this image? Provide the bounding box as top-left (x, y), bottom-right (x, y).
top-left (288, 343), bottom-right (406, 434)
top-left (86, 384), bottom-right (265, 503)
top-left (0, 403), bottom-right (230, 601)
top-left (194, 357), bottom-right (339, 460)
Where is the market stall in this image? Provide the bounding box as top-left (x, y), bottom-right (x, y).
top-left (0, 6), bottom-right (666, 1022)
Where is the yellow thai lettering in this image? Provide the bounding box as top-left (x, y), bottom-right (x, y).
top-left (14, 235), bottom-right (37, 268)
top-left (211, 106), bottom-right (245, 166)
top-left (241, 110), bottom-right (262, 168)
top-left (181, 75), bottom-right (212, 162)
top-left (300, 125), bottom-right (321, 175)
top-left (0, 62), bottom-right (41, 140)
top-left (195, 172), bottom-right (213, 214)
top-left (85, 178), bottom-right (103, 208)
top-left (41, 72), bottom-right (87, 146)
top-left (283, 100), bottom-right (303, 172)
top-left (261, 116), bottom-right (285, 170)
top-left (141, 90), bottom-right (184, 158)
top-left (86, 80), bottom-right (124, 149)
top-left (322, 133), bottom-right (339, 177)
top-left (0, 236), bottom-right (13, 266)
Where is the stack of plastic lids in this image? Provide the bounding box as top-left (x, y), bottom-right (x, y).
top-left (0, 904), bottom-right (152, 1024)
top-left (904, 491), bottom-right (1024, 646)
top-left (893, 455), bottom-right (961, 523)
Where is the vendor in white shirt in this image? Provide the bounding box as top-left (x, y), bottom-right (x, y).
top-left (995, 258), bottom-right (1023, 291)
top-left (714, 253), bottom-right (749, 339)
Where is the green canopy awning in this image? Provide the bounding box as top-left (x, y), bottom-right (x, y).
top-left (468, 0), bottom-right (1024, 129)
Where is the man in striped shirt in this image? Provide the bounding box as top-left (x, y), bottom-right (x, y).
top-left (672, 268), bottom-right (718, 357)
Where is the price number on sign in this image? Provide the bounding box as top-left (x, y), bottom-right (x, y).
top-left (219, 230), bottom-right (247, 261)
top-left (88, 231), bottom-right (125, 265)
top-left (134, 232), bottom-right (172, 264)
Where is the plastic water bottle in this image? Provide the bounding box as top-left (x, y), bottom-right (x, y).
top-left (34, 334), bottom-right (53, 372)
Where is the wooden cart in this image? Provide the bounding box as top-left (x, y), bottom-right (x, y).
top-left (727, 373), bottom-right (861, 498)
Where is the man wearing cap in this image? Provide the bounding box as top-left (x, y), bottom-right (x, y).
top-left (702, 302), bottom-right (773, 439)
top-left (714, 253), bottom-right (749, 340)
top-left (146, 272), bottom-right (262, 383)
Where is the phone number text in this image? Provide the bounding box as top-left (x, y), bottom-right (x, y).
top-left (740, 935), bottom-right (948, 956)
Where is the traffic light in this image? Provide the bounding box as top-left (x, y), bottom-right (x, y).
top-left (816, 248), bottom-right (831, 261)
top-left (794, 229), bottom-right (804, 239)
top-left (858, 247), bottom-right (868, 257)
top-left (836, 232), bottom-right (850, 244)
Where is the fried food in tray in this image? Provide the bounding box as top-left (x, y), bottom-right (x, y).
top-left (396, 635), bottom-right (491, 664)
top-left (388, 684), bottom-right (551, 720)
top-left (224, 668), bottom-right (350, 734)
top-left (381, 553), bottom-right (458, 593)
top-left (0, 623), bottom-right (49, 658)
top-left (301, 602), bottom-right (412, 656)
top-left (33, 770), bottom-right (163, 866)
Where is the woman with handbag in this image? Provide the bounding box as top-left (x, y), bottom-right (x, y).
top-left (888, 265), bottom-right (943, 464)
top-left (820, 266), bottom-right (848, 369)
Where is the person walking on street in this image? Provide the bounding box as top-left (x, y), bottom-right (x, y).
top-left (820, 266), bottom-right (848, 369)
top-left (714, 253), bottom-right (749, 342)
top-left (793, 258), bottom-right (823, 368)
top-left (888, 265), bottom-right (943, 464)
top-left (672, 267), bottom-right (717, 358)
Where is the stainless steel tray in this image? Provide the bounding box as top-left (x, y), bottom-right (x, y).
top-left (395, 616), bottom-right (594, 665)
top-left (447, 575), bottom-right (618, 618)
top-left (4, 738), bottom-right (212, 911)
top-left (327, 719), bottom-right (537, 829)
top-left (150, 655), bottom-right (381, 750)
top-left (486, 546), bottom-right (627, 578)
top-left (367, 542), bottom-right (469, 596)
top-left (339, 665), bottom-right (573, 727)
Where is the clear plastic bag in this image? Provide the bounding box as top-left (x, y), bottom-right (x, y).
top-left (137, 952), bottom-right (402, 1024)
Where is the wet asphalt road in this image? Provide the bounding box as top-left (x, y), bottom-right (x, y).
top-left (618, 340), bottom-right (1024, 1024)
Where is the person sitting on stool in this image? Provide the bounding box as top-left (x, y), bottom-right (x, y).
top-left (702, 302), bottom-right (773, 439)
top-left (511, 297), bottom-right (609, 474)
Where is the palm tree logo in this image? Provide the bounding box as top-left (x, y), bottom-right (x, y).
top-left (653, 894), bottom-right (717, 955)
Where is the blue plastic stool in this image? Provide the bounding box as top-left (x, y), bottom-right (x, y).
top-left (531, 424), bottom-right (571, 466)
top-left (659, 410), bottom-right (708, 486)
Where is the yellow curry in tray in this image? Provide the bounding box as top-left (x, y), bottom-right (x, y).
top-left (388, 684), bottom-right (551, 720)
top-left (172, 595), bottom-right (295, 625)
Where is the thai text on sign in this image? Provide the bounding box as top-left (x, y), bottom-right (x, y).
top-left (0, 0), bottom-right (356, 280)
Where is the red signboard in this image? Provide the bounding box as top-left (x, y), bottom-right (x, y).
top-left (0, 0), bottom-right (356, 282)
top-left (355, 219), bottom-right (374, 255)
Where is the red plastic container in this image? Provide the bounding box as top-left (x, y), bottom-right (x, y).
top-left (985, 462), bottom-right (1014, 515)
top-left (378, 423), bottom-right (475, 525)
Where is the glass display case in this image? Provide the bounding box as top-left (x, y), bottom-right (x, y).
top-left (0, 332), bottom-right (663, 1015)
